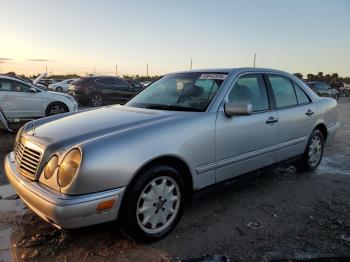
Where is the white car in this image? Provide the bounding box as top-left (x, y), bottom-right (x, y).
top-left (0, 75), bottom-right (78, 123)
top-left (48, 78), bottom-right (78, 93)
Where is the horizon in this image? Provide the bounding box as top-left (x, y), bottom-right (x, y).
top-left (1, 0), bottom-right (349, 76)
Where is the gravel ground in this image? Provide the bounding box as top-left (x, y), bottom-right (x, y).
top-left (0, 98), bottom-right (350, 261)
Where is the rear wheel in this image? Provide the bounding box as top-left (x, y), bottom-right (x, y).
top-left (46, 102), bottom-right (68, 116)
top-left (120, 165), bottom-right (186, 242)
top-left (296, 129), bottom-right (324, 171)
top-left (90, 93), bottom-right (103, 107)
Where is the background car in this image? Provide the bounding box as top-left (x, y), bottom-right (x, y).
top-left (306, 81), bottom-right (339, 100)
top-left (38, 78), bottom-right (58, 87)
top-left (48, 78), bottom-right (78, 93)
top-left (0, 75), bottom-right (78, 121)
top-left (68, 76), bottom-right (143, 107)
top-left (126, 79), bottom-right (145, 90)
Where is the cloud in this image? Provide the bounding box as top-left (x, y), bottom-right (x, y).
top-left (28, 59), bottom-right (51, 62)
top-left (0, 58), bottom-right (13, 61)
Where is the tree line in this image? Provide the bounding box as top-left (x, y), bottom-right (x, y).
top-left (293, 72), bottom-right (350, 84)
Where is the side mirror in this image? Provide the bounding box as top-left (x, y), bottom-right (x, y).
top-left (224, 102), bottom-right (252, 117)
top-left (28, 87), bottom-right (37, 93)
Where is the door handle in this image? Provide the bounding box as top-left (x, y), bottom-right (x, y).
top-left (266, 116), bottom-right (278, 124)
top-left (305, 109), bottom-right (314, 116)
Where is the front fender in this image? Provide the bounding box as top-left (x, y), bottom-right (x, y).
top-left (62, 112), bottom-right (217, 195)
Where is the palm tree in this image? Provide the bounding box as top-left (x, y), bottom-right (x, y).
top-left (294, 73), bottom-right (303, 80)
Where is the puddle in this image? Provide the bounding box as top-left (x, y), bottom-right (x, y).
top-left (317, 157), bottom-right (350, 176)
top-left (0, 228), bottom-right (12, 262)
top-left (0, 184), bottom-right (26, 261)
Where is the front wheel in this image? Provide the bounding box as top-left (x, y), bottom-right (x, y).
top-left (46, 102), bottom-right (68, 116)
top-left (120, 165), bottom-right (186, 242)
top-left (296, 129), bottom-right (324, 171)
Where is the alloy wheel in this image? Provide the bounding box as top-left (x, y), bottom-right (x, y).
top-left (308, 135), bottom-right (323, 166)
top-left (49, 104), bottom-right (66, 115)
top-left (136, 176), bottom-right (181, 234)
top-left (91, 94), bottom-right (103, 107)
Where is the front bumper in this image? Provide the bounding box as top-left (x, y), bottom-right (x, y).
top-left (4, 152), bottom-right (126, 229)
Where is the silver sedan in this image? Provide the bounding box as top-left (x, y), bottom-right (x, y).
top-left (4, 68), bottom-right (339, 241)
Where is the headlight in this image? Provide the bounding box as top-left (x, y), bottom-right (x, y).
top-left (44, 155), bottom-right (58, 179)
top-left (58, 149), bottom-right (81, 187)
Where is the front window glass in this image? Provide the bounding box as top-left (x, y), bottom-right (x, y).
top-left (228, 74), bottom-right (269, 112)
top-left (127, 72), bottom-right (227, 111)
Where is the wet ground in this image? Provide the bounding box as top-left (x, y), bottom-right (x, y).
top-left (0, 99), bottom-right (350, 261)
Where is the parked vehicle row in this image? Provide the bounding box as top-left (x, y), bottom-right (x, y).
top-left (4, 68), bottom-right (339, 242)
top-left (306, 81), bottom-right (340, 100)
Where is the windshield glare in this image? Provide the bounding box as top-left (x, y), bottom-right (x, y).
top-left (127, 72), bottom-right (227, 111)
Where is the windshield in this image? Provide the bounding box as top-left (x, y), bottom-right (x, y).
top-left (126, 72), bottom-right (227, 111)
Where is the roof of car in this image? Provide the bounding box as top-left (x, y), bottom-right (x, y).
top-left (172, 67), bottom-right (291, 75)
top-left (0, 74), bottom-right (33, 85)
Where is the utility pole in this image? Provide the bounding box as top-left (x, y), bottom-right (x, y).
top-left (93, 66), bottom-right (96, 75)
top-left (45, 65), bottom-right (48, 73)
top-left (190, 59), bottom-right (192, 70)
top-left (115, 64), bottom-right (118, 76)
top-left (146, 63), bottom-right (149, 77)
top-left (253, 53), bottom-right (256, 68)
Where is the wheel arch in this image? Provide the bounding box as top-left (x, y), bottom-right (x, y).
top-left (313, 123), bottom-right (328, 142)
top-left (125, 155), bottom-right (194, 202)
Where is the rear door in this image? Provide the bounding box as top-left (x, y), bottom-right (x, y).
top-left (266, 74), bottom-right (317, 161)
top-left (110, 78), bottom-right (136, 104)
top-left (215, 73), bottom-right (278, 182)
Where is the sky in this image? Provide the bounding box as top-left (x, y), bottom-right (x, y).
top-left (0, 0), bottom-right (349, 77)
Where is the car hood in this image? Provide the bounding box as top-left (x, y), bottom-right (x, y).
top-left (25, 105), bottom-right (184, 148)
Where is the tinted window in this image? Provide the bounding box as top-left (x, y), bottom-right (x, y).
top-left (95, 77), bottom-right (115, 86)
top-left (268, 75), bottom-right (297, 108)
top-left (228, 74), bottom-right (269, 112)
top-left (114, 78), bottom-right (129, 87)
top-left (293, 83), bottom-right (311, 104)
top-left (0, 79), bottom-right (16, 91)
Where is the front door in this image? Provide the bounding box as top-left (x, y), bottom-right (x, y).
top-left (0, 79), bottom-right (43, 119)
top-left (215, 73), bottom-right (278, 183)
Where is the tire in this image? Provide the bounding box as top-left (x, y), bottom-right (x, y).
top-left (46, 102), bottom-right (68, 116)
top-left (55, 87), bottom-right (63, 93)
top-left (120, 165), bottom-right (186, 242)
top-left (296, 129), bottom-right (324, 172)
top-left (90, 93), bottom-right (103, 107)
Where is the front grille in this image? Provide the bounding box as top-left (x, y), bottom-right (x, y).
top-left (15, 140), bottom-right (42, 178)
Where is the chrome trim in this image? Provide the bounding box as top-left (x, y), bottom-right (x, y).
top-left (196, 136), bottom-right (307, 175)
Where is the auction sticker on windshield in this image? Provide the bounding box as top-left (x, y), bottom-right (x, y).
top-left (199, 73), bottom-right (228, 80)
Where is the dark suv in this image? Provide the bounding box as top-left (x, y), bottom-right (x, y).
top-left (306, 81), bottom-right (339, 101)
top-left (69, 76), bottom-right (143, 107)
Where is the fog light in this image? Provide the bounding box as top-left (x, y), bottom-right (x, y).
top-left (96, 200), bottom-right (115, 212)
